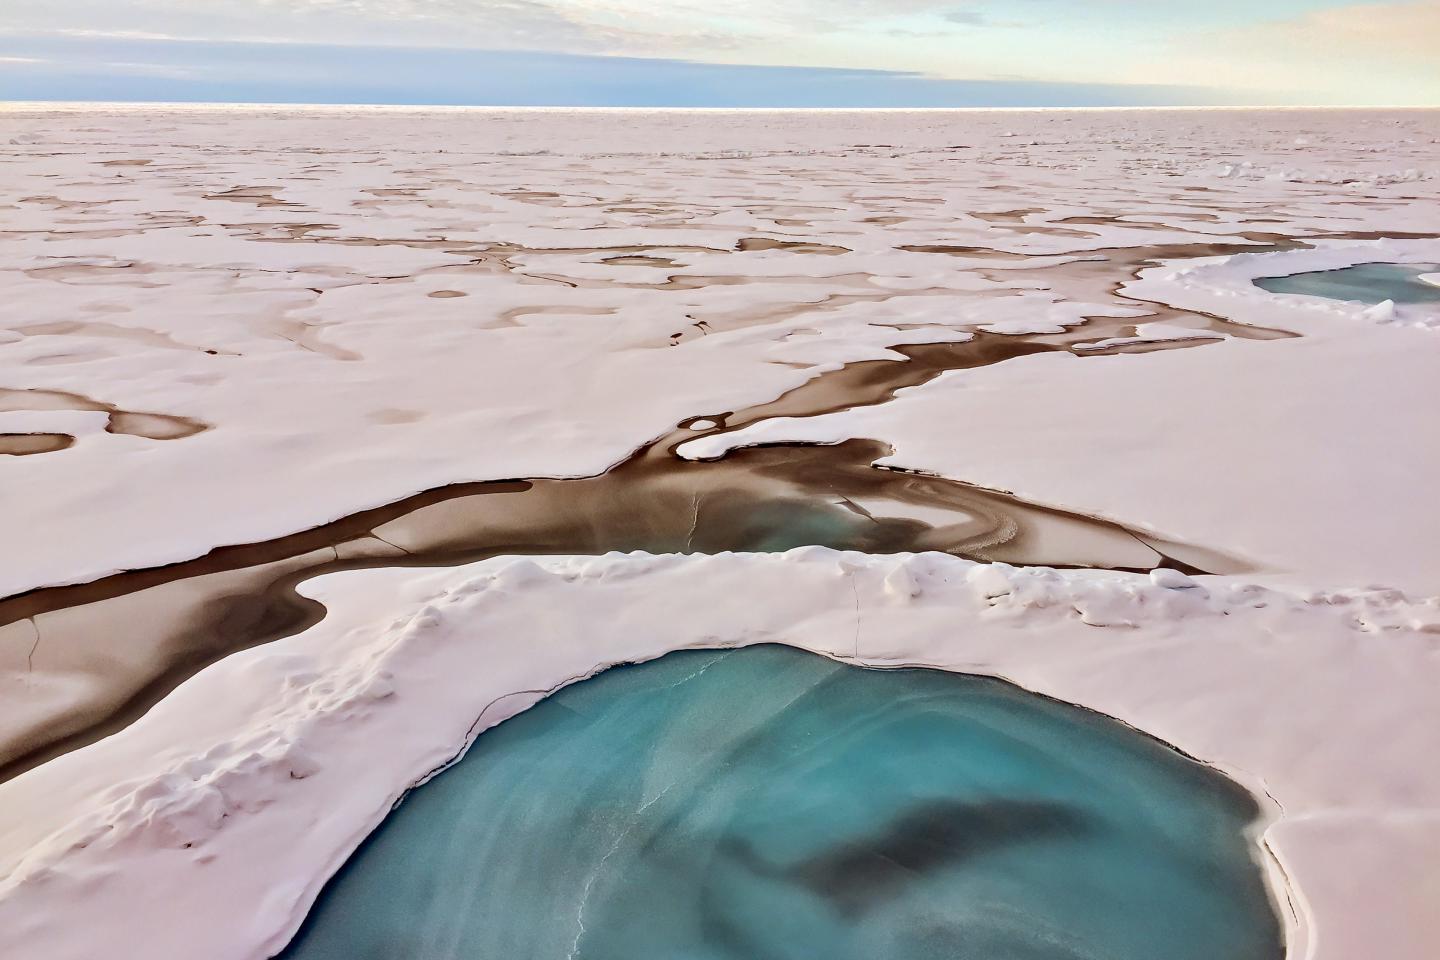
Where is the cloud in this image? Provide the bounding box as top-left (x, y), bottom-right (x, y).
top-left (3, 1), bottom-right (1433, 105)
top-left (0, 0), bottom-right (1005, 50)
top-left (0, 0), bottom-right (695, 54)
top-left (0, 33), bottom-right (1243, 107)
top-left (1121, 0), bottom-right (1440, 104)
top-left (940, 10), bottom-right (990, 26)
top-left (1257, 1), bottom-right (1440, 61)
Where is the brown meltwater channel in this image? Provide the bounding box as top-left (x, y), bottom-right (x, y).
top-left (0, 239), bottom-right (1306, 783)
top-left (0, 333), bottom-right (1243, 783)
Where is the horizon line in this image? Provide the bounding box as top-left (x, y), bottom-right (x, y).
top-left (6, 100), bottom-right (1438, 113)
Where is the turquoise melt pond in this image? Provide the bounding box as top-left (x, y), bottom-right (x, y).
top-left (1255, 262), bottom-right (1440, 305)
top-left (279, 645), bottom-right (1284, 960)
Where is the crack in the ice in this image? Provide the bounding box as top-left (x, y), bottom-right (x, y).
top-left (683, 491), bottom-right (701, 553)
top-left (849, 572), bottom-right (862, 659)
top-left (836, 496), bottom-right (881, 524)
top-left (568, 650), bottom-right (727, 959)
top-left (368, 532), bottom-right (414, 557)
top-left (24, 618), bottom-right (40, 673)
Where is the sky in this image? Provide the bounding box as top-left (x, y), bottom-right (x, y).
top-left (1, 0), bottom-right (1436, 107)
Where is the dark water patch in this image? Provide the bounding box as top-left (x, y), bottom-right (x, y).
top-left (1255, 262), bottom-right (1440, 306)
top-left (729, 798), bottom-right (1092, 918)
top-left (0, 433), bottom-right (74, 456)
top-left (0, 386), bottom-right (209, 440)
top-left (277, 646), bottom-right (1285, 960)
top-left (714, 333), bottom-right (1058, 433)
top-left (736, 238), bottom-right (850, 255)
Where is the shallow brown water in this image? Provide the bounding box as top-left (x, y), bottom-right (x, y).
top-left (0, 433), bottom-right (74, 456)
top-left (0, 387), bottom-right (209, 441)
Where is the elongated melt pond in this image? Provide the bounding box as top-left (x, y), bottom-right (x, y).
top-left (1255, 262), bottom-right (1440, 305)
top-left (279, 646), bottom-right (1283, 960)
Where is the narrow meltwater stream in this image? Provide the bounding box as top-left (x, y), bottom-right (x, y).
top-left (0, 241), bottom-right (1299, 783)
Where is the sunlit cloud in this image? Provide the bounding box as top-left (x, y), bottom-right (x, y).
top-left (0, 0), bottom-right (1434, 105)
top-left (1119, 1), bottom-right (1440, 105)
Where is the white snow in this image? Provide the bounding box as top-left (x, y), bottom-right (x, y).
top-left (1133, 239), bottom-right (1440, 331)
top-left (1073, 321), bottom-right (1224, 351)
top-left (1361, 299), bottom-right (1398, 323)
top-left (1149, 567), bottom-right (1199, 589)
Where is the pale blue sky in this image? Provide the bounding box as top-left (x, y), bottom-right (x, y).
top-left (2, 1), bottom-right (1436, 106)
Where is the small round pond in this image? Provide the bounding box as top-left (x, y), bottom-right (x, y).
top-left (278, 645), bottom-right (1284, 960)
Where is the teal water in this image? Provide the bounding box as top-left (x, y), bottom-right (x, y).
top-left (1255, 261), bottom-right (1440, 305)
top-left (278, 646), bottom-right (1283, 960)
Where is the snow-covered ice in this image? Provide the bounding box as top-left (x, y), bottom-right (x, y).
top-left (679, 238), bottom-right (1440, 592)
top-left (0, 105), bottom-right (1436, 597)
